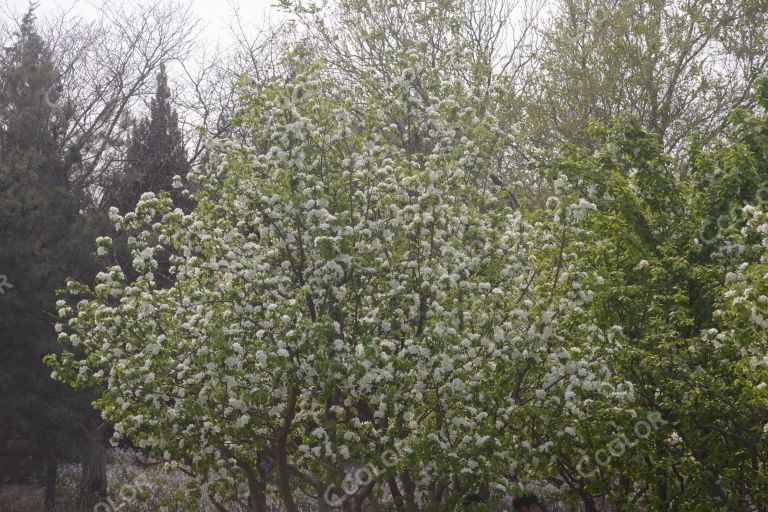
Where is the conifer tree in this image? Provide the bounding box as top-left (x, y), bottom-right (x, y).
top-left (0, 7), bottom-right (98, 509)
top-left (103, 64), bottom-right (190, 212)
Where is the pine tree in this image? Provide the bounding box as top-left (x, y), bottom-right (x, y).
top-left (0, 7), bottom-right (99, 509)
top-left (103, 64), bottom-right (190, 212)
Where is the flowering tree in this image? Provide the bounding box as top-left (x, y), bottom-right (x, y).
top-left (46, 31), bottom-right (633, 509)
top-left (47, 4), bottom-right (768, 508)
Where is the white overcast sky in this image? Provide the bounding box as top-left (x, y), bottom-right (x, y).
top-left (3, 0), bottom-right (283, 45)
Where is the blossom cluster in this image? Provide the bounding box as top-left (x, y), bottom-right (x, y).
top-left (49, 57), bottom-right (641, 509)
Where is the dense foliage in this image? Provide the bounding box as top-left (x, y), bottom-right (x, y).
top-left (0, 0), bottom-right (766, 510)
top-left (0, 10), bottom-right (99, 508)
top-left (47, 19), bottom-right (768, 508)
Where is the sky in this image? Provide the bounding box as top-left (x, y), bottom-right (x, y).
top-left (3, 0), bottom-right (284, 46)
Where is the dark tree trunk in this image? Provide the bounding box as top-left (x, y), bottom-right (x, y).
top-left (78, 441), bottom-right (107, 507)
top-left (247, 487), bottom-right (267, 512)
top-left (582, 495), bottom-right (599, 512)
top-left (244, 463), bottom-right (267, 512)
top-left (400, 470), bottom-right (418, 511)
top-left (77, 422), bottom-right (108, 508)
top-left (276, 387), bottom-right (300, 512)
top-left (44, 456), bottom-right (57, 512)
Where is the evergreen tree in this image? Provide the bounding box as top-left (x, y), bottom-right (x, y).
top-left (102, 64), bottom-right (190, 212)
top-left (0, 7), bottom-right (99, 509)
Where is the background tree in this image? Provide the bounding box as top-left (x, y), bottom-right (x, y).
top-left (45, 0), bottom-right (199, 205)
top-left (0, 7), bottom-right (98, 509)
top-left (525, 0), bottom-right (768, 155)
top-left (523, 89), bottom-right (768, 508)
top-left (102, 64), bottom-right (190, 213)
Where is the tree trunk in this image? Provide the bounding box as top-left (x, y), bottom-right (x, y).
top-left (582, 495), bottom-right (599, 512)
top-left (78, 441), bottom-right (107, 507)
top-left (247, 487), bottom-right (267, 511)
top-left (44, 456), bottom-right (57, 512)
top-left (77, 422), bottom-right (108, 508)
top-left (244, 463), bottom-right (267, 512)
top-left (276, 387), bottom-right (300, 512)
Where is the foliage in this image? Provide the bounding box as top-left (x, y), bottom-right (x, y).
top-left (0, 7), bottom-right (95, 493)
top-left (35, 1), bottom-right (768, 511)
top-left (526, 0), bottom-right (768, 155)
top-left (528, 86), bottom-right (768, 509)
top-left (102, 64), bottom-right (191, 213)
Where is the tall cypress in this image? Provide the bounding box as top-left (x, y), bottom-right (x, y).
top-left (103, 64), bottom-right (190, 212)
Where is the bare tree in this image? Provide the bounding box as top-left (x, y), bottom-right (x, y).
top-left (34, 0), bottom-right (200, 206)
top-left (173, 3), bottom-right (301, 166)
top-left (176, 24), bottom-right (288, 163)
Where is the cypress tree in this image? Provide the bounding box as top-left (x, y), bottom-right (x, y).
top-left (103, 63), bottom-right (190, 212)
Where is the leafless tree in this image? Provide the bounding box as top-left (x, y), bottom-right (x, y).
top-left (175, 6), bottom-right (292, 164)
top-left (29, 0), bottom-right (200, 206)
